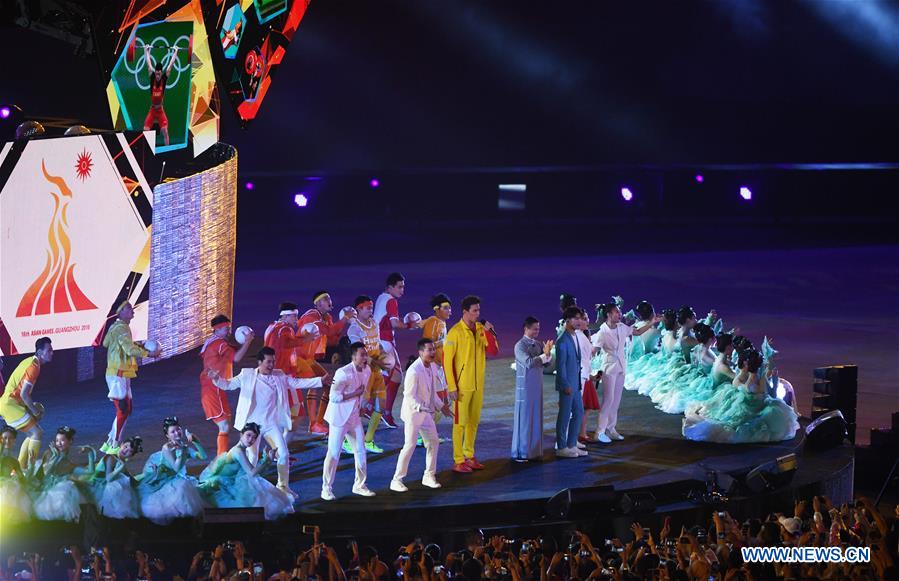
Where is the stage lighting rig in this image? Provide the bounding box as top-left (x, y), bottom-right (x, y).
top-left (13, 0), bottom-right (95, 56)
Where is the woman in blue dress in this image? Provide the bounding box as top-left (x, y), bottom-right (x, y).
top-left (628, 301), bottom-right (662, 361)
top-left (650, 323), bottom-right (722, 414)
top-left (199, 422), bottom-right (294, 520)
top-left (32, 426), bottom-right (85, 522)
top-left (80, 435), bottom-right (143, 519)
top-left (640, 307), bottom-right (701, 407)
top-left (137, 417), bottom-right (207, 524)
top-left (682, 348), bottom-right (799, 443)
top-left (626, 308), bottom-right (680, 395)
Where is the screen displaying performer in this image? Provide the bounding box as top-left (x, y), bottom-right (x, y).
top-left (143, 44), bottom-right (180, 146)
top-left (219, 3), bottom-right (246, 59)
top-left (109, 20), bottom-right (194, 152)
top-left (203, 0), bottom-right (311, 124)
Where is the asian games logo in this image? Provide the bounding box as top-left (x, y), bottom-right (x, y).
top-left (15, 157), bottom-right (98, 317)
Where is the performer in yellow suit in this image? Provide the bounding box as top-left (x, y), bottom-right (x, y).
top-left (443, 295), bottom-right (499, 474)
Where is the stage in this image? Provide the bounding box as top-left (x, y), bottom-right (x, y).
top-left (15, 245), bottom-right (885, 538)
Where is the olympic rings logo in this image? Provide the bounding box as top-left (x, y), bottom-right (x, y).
top-left (124, 35), bottom-right (192, 90)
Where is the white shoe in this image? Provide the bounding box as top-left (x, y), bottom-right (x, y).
top-left (352, 485), bottom-right (376, 497)
top-left (390, 479), bottom-right (408, 493)
top-left (555, 447), bottom-right (579, 458)
top-left (576, 447), bottom-right (589, 457)
top-left (422, 475), bottom-right (442, 489)
top-left (576, 441), bottom-right (587, 450)
top-left (597, 432), bottom-right (612, 444)
top-left (607, 429), bottom-right (624, 441)
top-left (321, 488), bottom-right (336, 501)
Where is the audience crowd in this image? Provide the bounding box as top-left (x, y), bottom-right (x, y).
top-left (2, 495), bottom-right (895, 581)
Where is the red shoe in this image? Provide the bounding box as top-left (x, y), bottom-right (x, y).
top-left (465, 457), bottom-right (485, 470)
top-left (360, 406), bottom-right (373, 421)
top-left (381, 413), bottom-right (399, 429)
top-left (452, 462), bottom-right (473, 473)
top-left (309, 422), bottom-right (329, 436)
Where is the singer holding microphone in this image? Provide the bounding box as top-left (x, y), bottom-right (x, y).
top-left (443, 295), bottom-right (499, 473)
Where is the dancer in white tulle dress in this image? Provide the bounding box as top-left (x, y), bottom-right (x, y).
top-left (683, 348), bottom-right (799, 444)
top-left (31, 426), bottom-right (85, 522)
top-left (137, 417), bottom-right (207, 524)
top-left (649, 323), bottom-right (727, 414)
top-left (626, 309), bottom-right (680, 395)
top-left (627, 301), bottom-right (662, 362)
top-left (0, 425), bottom-right (32, 527)
top-left (80, 436), bottom-right (143, 519)
top-left (199, 422), bottom-right (294, 520)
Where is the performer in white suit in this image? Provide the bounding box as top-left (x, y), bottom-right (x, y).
top-left (390, 338), bottom-right (453, 492)
top-left (208, 347), bottom-right (326, 496)
top-left (321, 342), bottom-right (376, 501)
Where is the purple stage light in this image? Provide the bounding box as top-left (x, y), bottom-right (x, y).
top-left (294, 193), bottom-right (309, 207)
top-left (245, 181), bottom-right (254, 190)
top-left (695, 174), bottom-right (704, 183)
top-left (0, 107), bottom-right (9, 119)
top-left (305, 176), bottom-right (322, 181)
top-left (369, 178), bottom-right (380, 188)
top-left (739, 186), bottom-right (752, 200)
top-left (620, 187), bottom-right (633, 202)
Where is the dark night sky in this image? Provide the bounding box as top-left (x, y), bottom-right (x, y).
top-left (2, 0), bottom-right (899, 172)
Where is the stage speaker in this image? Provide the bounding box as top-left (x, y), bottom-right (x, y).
top-left (618, 491), bottom-right (656, 515)
top-left (804, 409), bottom-right (848, 450)
top-left (198, 507), bottom-right (265, 539)
top-left (745, 454), bottom-right (798, 494)
top-left (812, 365), bottom-right (857, 442)
top-left (545, 486), bottom-right (616, 519)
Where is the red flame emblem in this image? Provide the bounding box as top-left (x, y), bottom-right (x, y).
top-left (75, 149), bottom-right (93, 181)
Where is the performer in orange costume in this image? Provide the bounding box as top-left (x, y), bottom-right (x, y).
top-left (297, 291), bottom-right (353, 436)
top-left (418, 293), bottom-right (452, 445)
top-left (200, 314), bottom-right (254, 455)
top-left (264, 302), bottom-right (319, 439)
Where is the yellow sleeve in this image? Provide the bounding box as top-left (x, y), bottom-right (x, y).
top-left (443, 327), bottom-right (458, 393)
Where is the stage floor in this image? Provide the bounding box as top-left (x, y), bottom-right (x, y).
top-left (38, 352), bottom-right (805, 514)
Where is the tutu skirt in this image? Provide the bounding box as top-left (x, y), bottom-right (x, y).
top-left (33, 477), bottom-right (84, 522)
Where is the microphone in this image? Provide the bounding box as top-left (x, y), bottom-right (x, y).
top-left (479, 319), bottom-right (497, 337)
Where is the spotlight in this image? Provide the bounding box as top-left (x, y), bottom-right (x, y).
top-left (369, 178), bottom-right (380, 188)
top-left (0, 107), bottom-right (9, 119)
top-left (739, 186), bottom-right (752, 200)
top-left (294, 193), bottom-right (308, 207)
top-left (620, 187), bottom-right (633, 202)
top-left (245, 182), bottom-right (254, 190)
top-left (694, 174), bottom-right (704, 183)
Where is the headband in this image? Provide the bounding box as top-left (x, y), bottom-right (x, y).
top-left (355, 300), bottom-right (373, 309)
top-left (433, 302), bottom-right (450, 310)
top-left (313, 292), bottom-right (330, 304)
top-left (280, 309), bottom-right (299, 316)
top-left (116, 300), bottom-right (131, 314)
top-left (213, 321), bottom-right (230, 330)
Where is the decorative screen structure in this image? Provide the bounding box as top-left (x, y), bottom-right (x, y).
top-left (147, 143), bottom-right (237, 358)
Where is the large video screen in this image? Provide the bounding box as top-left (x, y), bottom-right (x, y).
top-left (102, 0), bottom-right (220, 156)
top-left (0, 133), bottom-right (157, 355)
top-left (203, 0), bottom-right (311, 125)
